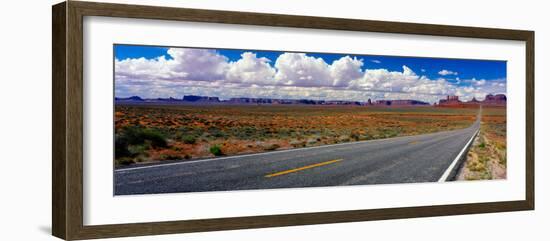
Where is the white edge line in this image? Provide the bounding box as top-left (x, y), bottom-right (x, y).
top-left (438, 128), bottom-right (480, 182)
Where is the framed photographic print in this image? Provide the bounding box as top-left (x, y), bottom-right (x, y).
top-left (52, 1), bottom-right (534, 240)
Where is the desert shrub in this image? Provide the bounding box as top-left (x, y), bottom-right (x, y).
top-left (177, 127), bottom-right (204, 139)
top-left (116, 157), bottom-right (135, 166)
top-left (499, 153), bottom-right (507, 166)
top-left (181, 135), bottom-right (197, 144)
top-left (264, 144), bottom-right (280, 151)
top-left (467, 161), bottom-right (483, 172)
top-left (339, 136), bottom-right (350, 143)
top-left (115, 134), bottom-right (131, 159)
top-left (160, 154), bottom-right (182, 160)
top-left (350, 132), bottom-right (361, 141)
top-left (209, 145), bottom-right (223, 156)
top-left (359, 134), bottom-right (370, 141)
top-left (290, 140), bottom-right (306, 148)
top-left (115, 127), bottom-right (168, 164)
top-left (468, 156), bottom-right (488, 172)
top-left (140, 129), bottom-right (167, 148)
top-left (127, 144), bottom-right (148, 157)
top-left (478, 142), bottom-right (486, 148)
top-left (382, 128), bottom-right (399, 138)
top-left (121, 126), bottom-right (167, 148)
top-left (207, 127), bottom-right (228, 139)
top-left (233, 126), bottom-right (258, 140)
top-left (135, 154), bottom-right (150, 163)
top-left (277, 128), bottom-right (293, 138)
top-left (494, 141), bottom-right (506, 151)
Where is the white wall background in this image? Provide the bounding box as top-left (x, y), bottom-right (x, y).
top-left (0, 0), bottom-right (547, 240)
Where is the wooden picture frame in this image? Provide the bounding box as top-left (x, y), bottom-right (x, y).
top-left (52, 1), bottom-right (534, 240)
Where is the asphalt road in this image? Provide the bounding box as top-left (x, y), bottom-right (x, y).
top-left (115, 111), bottom-right (480, 195)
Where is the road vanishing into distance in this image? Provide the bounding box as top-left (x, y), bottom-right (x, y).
top-left (115, 110), bottom-right (481, 195)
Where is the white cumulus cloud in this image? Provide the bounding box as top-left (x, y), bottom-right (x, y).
top-left (438, 69), bottom-right (458, 76)
top-left (349, 65), bottom-right (421, 93)
top-left (115, 48), bottom-right (506, 103)
top-left (166, 48), bottom-right (228, 81)
top-left (115, 48), bottom-right (229, 82)
top-left (330, 56), bottom-right (364, 87)
top-left (274, 53), bottom-right (332, 87)
top-left (225, 52), bottom-right (276, 85)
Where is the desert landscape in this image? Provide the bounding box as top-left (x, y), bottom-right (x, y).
top-left (115, 103), bottom-right (480, 166)
top-left (113, 45), bottom-right (508, 194)
top-left (115, 96), bottom-right (507, 183)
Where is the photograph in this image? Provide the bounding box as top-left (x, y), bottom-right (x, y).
top-left (113, 44), bottom-right (507, 195)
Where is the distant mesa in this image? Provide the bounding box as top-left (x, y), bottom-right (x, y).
top-left (437, 94), bottom-right (506, 107)
top-left (114, 94), bottom-right (505, 107)
top-left (115, 96), bottom-right (144, 101)
top-left (157, 97), bottom-right (183, 101)
top-left (226, 97), bottom-right (363, 105)
top-left (373, 99), bottom-right (429, 106)
top-left (483, 94), bottom-right (507, 105)
top-left (183, 95), bottom-right (220, 102)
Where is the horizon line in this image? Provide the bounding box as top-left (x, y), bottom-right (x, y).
top-left (114, 93), bottom-right (507, 104)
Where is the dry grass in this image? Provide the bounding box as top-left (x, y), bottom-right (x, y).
top-left (457, 107), bottom-right (506, 180)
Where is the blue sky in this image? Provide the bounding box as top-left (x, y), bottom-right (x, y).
top-left (114, 44), bottom-right (506, 103)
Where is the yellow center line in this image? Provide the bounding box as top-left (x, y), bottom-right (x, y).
top-left (265, 159), bottom-right (343, 178)
top-left (408, 141), bottom-right (419, 145)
